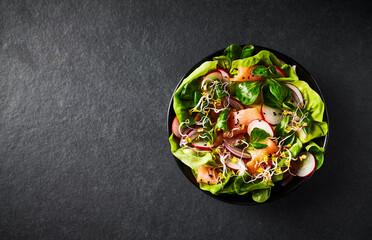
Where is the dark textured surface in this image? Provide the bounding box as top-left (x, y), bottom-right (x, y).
top-left (0, 0), bottom-right (371, 239)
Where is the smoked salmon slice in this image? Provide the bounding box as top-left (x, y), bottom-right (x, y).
top-left (224, 108), bottom-right (263, 137)
top-left (230, 65), bottom-right (263, 82)
top-left (197, 166), bottom-right (219, 185)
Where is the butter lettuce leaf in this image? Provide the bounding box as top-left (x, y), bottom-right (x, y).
top-left (169, 134), bottom-right (217, 169)
top-left (192, 168), bottom-right (234, 194)
top-left (173, 61), bottom-right (218, 124)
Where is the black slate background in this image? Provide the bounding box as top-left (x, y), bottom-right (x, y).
top-left (0, 0), bottom-right (371, 239)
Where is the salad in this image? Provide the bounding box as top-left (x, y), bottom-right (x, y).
top-left (169, 44), bottom-right (328, 203)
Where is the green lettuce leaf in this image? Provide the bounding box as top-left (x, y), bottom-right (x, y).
top-left (192, 168), bottom-right (234, 194)
top-left (230, 50), bottom-right (283, 76)
top-left (173, 61), bottom-right (218, 124)
top-left (305, 141), bottom-right (325, 170)
top-left (169, 134), bottom-right (217, 169)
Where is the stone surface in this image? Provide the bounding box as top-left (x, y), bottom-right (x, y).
top-left (0, 0), bottom-right (371, 239)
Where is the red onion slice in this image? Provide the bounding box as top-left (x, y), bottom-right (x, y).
top-left (222, 140), bottom-right (251, 160)
top-left (225, 97), bottom-right (245, 110)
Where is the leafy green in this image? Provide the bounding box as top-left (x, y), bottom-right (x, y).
top-left (234, 175), bottom-right (273, 196)
top-left (180, 81), bottom-right (199, 100)
top-left (173, 61), bottom-right (218, 124)
top-left (250, 128), bottom-right (270, 143)
top-left (215, 82), bottom-right (227, 99)
top-left (213, 55), bottom-right (231, 70)
top-left (267, 78), bottom-right (292, 103)
top-left (193, 168), bottom-right (233, 194)
top-left (240, 45), bottom-right (254, 59)
top-left (193, 91), bottom-right (202, 109)
top-left (274, 115), bottom-right (292, 137)
top-left (272, 174), bottom-right (283, 182)
top-left (236, 81), bottom-right (262, 105)
top-left (251, 142), bottom-right (268, 149)
top-left (305, 141), bottom-right (325, 170)
top-left (215, 109), bottom-right (230, 131)
top-left (230, 50), bottom-right (283, 76)
top-left (224, 44), bottom-right (242, 62)
top-left (169, 134), bottom-right (216, 169)
top-left (288, 138), bottom-right (303, 158)
top-left (200, 112), bottom-right (211, 130)
top-left (252, 65), bottom-right (268, 76)
top-left (261, 83), bottom-right (282, 109)
top-left (252, 188), bottom-right (271, 203)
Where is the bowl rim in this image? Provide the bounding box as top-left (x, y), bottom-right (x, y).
top-left (167, 45), bottom-right (329, 205)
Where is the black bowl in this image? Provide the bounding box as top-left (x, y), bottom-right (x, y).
top-left (167, 45), bottom-right (329, 205)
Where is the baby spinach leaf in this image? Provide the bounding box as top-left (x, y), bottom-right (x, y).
top-left (267, 66), bottom-right (278, 78)
top-left (252, 65), bottom-right (268, 77)
top-left (250, 128), bottom-right (269, 143)
top-left (252, 188), bottom-right (271, 203)
top-left (236, 81), bottom-right (262, 105)
top-left (268, 78), bottom-right (291, 103)
top-left (213, 55), bottom-right (231, 70)
top-left (251, 142), bottom-right (268, 149)
top-left (215, 109), bottom-right (230, 131)
top-left (305, 141), bottom-right (324, 170)
top-left (261, 84), bottom-right (282, 109)
top-left (223, 44), bottom-right (242, 61)
top-left (240, 45), bottom-right (254, 59)
top-left (274, 115), bottom-right (292, 137)
top-left (272, 174), bottom-right (283, 182)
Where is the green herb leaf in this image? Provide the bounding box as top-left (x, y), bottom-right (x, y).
top-left (200, 112), bottom-right (211, 130)
top-left (240, 45), bottom-right (254, 59)
top-left (180, 82), bottom-right (198, 100)
top-left (215, 109), bottom-right (230, 131)
top-left (252, 188), bottom-right (271, 203)
top-left (252, 65), bottom-right (268, 77)
top-left (261, 83), bottom-right (282, 109)
top-left (268, 78), bottom-right (291, 102)
top-left (236, 81), bottom-right (262, 105)
top-left (250, 128), bottom-right (270, 143)
top-left (213, 55), bottom-right (231, 70)
top-left (251, 142), bottom-right (268, 149)
top-left (223, 44), bottom-right (242, 61)
top-left (267, 66), bottom-right (278, 78)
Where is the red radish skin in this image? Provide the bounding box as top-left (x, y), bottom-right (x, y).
top-left (172, 116), bottom-right (182, 138)
top-left (218, 69), bottom-right (230, 83)
top-left (295, 152), bottom-right (316, 177)
top-left (201, 69), bottom-right (222, 84)
top-left (247, 119), bottom-right (274, 137)
top-left (274, 66), bottom-right (287, 77)
top-left (225, 157), bottom-right (246, 171)
top-left (261, 104), bottom-right (284, 126)
top-left (191, 141), bottom-right (212, 150)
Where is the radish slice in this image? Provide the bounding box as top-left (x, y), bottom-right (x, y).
top-left (261, 104), bottom-right (283, 126)
top-left (201, 69), bottom-right (222, 84)
top-left (182, 129), bottom-right (213, 150)
top-left (225, 97), bottom-right (245, 110)
top-left (218, 69), bottom-right (230, 83)
top-left (284, 83), bottom-right (305, 108)
top-left (222, 140), bottom-right (251, 160)
top-left (274, 66), bottom-right (287, 77)
top-left (191, 140), bottom-right (212, 150)
top-left (172, 116), bottom-right (183, 138)
top-left (225, 156), bottom-right (246, 171)
top-left (247, 119), bottom-right (274, 137)
top-left (295, 152), bottom-right (316, 177)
